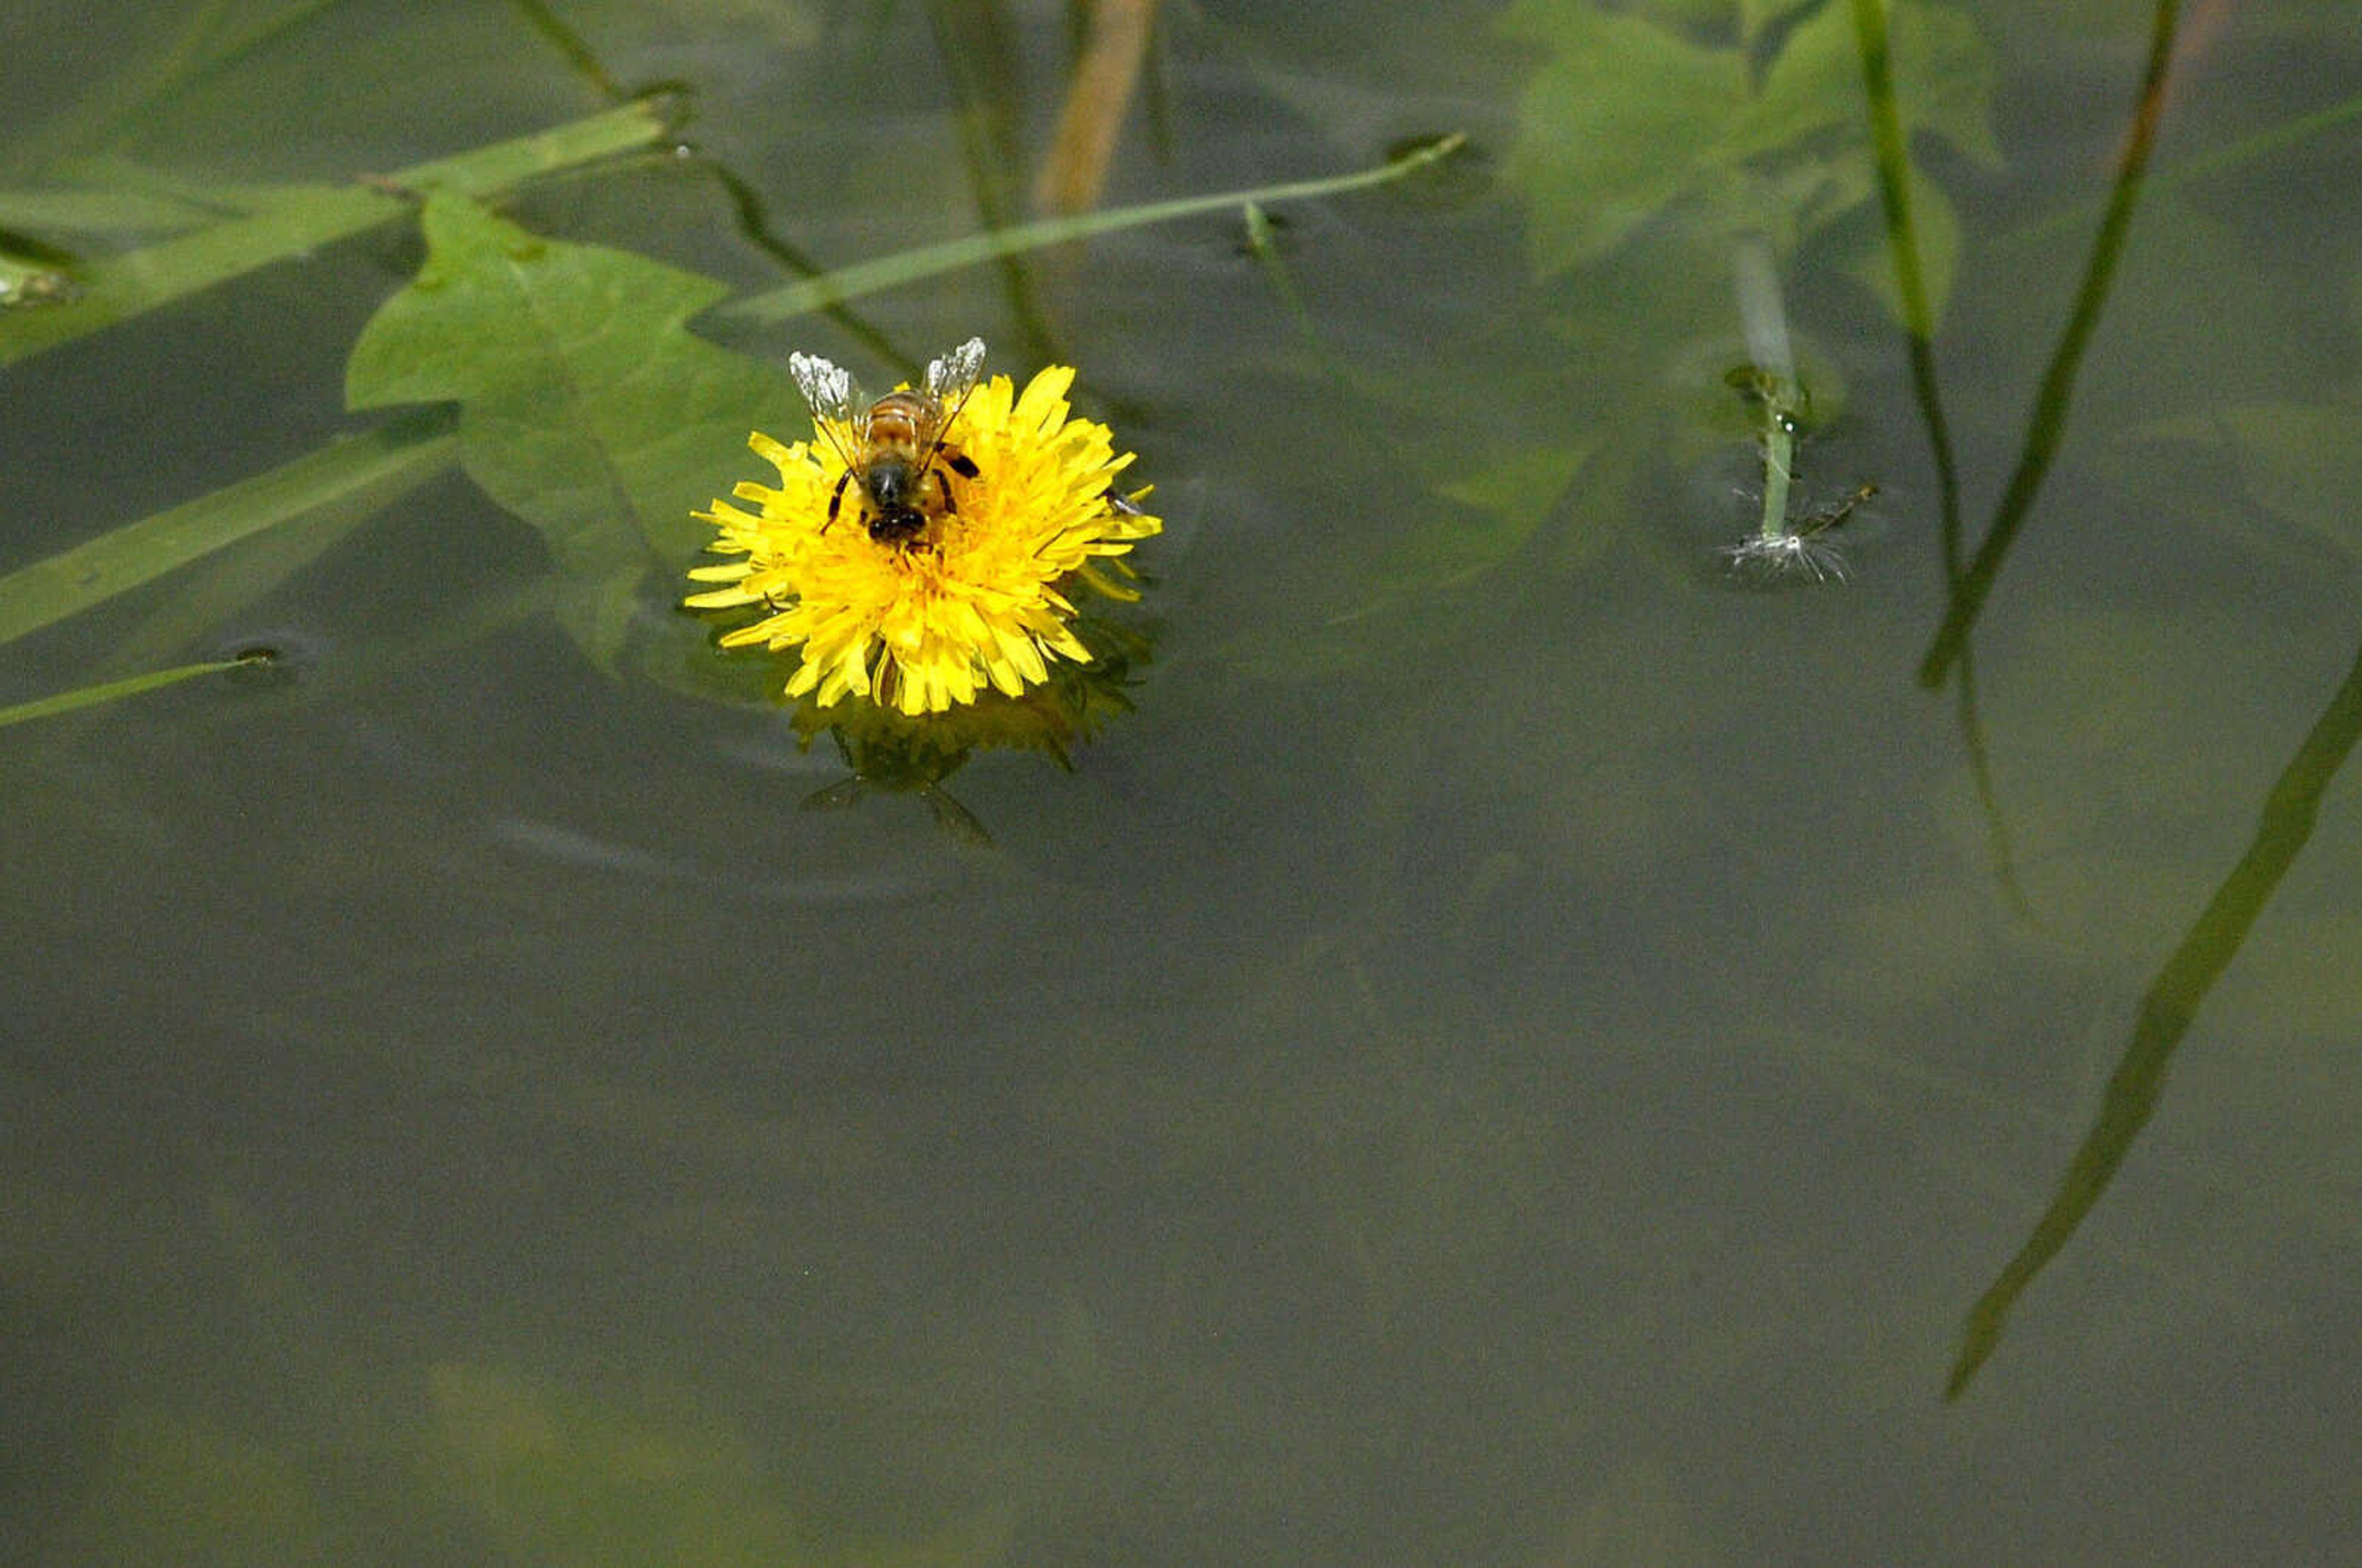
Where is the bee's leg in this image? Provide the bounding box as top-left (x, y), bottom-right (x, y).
top-left (824, 470), bottom-right (852, 532)
top-left (931, 461), bottom-right (964, 515)
top-left (946, 452), bottom-right (979, 479)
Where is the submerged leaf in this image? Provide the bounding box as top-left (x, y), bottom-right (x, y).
top-left (1499, 0), bottom-right (1996, 290)
top-left (347, 191), bottom-right (790, 663)
top-left (1845, 159), bottom-right (1962, 327)
top-left (1733, 0), bottom-right (1997, 168)
top-left (1497, 2), bottom-right (1746, 271)
top-left (2160, 400), bottom-right (2362, 565)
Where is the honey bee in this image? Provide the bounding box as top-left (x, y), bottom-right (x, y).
top-left (789, 337), bottom-right (986, 549)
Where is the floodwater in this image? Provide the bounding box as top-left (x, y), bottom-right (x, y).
top-left (4, 2), bottom-right (2360, 1564)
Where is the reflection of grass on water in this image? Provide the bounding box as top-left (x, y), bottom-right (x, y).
top-left (1850, 0), bottom-right (2362, 1396)
top-left (1946, 633), bottom-right (2362, 1397)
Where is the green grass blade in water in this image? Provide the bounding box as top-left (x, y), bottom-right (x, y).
top-left (0, 655), bottom-right (259, 730)
top-left (0, 100), bottom-right (670, 369)
top-left (0, 406), bottom-right (456, 650)
top-left (1947, 631), bottom-right (2362, 1398)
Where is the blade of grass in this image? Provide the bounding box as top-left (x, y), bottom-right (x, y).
top-left (91, 469), bottom-right (389, 677)
top-left (1851, 0), bottom-right (2021, 907)
top-left (0, 405), bottom-right (455, 649)
top-left (726, 133), bottom-right (1467, 324)
top-left (1919, 0), bottom-right (2185, 688)
top-left (1947, 627), bottom-right (2362, 1398)
top-left (1848, 0), bottom-right (1938, 343)
top-left (0, 654), bottom-right (261, 730)
top-left (0, 98), bottom-right (672, 369)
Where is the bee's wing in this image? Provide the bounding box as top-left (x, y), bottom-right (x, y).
top-left (789, 349), bottom-right (859, 423)
top-left (789, 349), bottom-right (867, 467)
top-left (917, 339), bottom-right (987, 472)
top-left (924, 337), bottom-right (986, 405)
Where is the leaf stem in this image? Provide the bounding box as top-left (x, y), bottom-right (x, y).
top-left (727, 134), bottom-right (1468, 325)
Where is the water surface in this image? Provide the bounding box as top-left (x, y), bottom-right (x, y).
top-left (5, 1), bottom-right (2360, 1563)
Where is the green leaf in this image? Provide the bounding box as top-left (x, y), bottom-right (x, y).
top-left (1887, 0), bottom-right (2003, 170)
top-left (346, 191), bottom-right (790, 664)
top-left (1731, 0), bottom-right (1997, 168)
top-left (1497, 2), bottom-right (1747, 273)
top-left (1306, 429), bottom-right (1607, 645)
top-left (1845, 159), bottom-right (1962, 328)
top-left (423, 1360), bottom-right (1018, 1568)
top-left (1498, 0), bottom-right (1997, 279)
top-left (1727, 2), bottom-right (1871, 159)
top-left (1432, 432), bottom-right (1604, 523)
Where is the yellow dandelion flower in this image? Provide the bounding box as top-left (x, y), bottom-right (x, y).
top-left (685, 349), bottom-right (1159, 717)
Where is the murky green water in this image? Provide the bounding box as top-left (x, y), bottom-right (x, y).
top-left (6, 2), bottom-right (2360, 1563)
